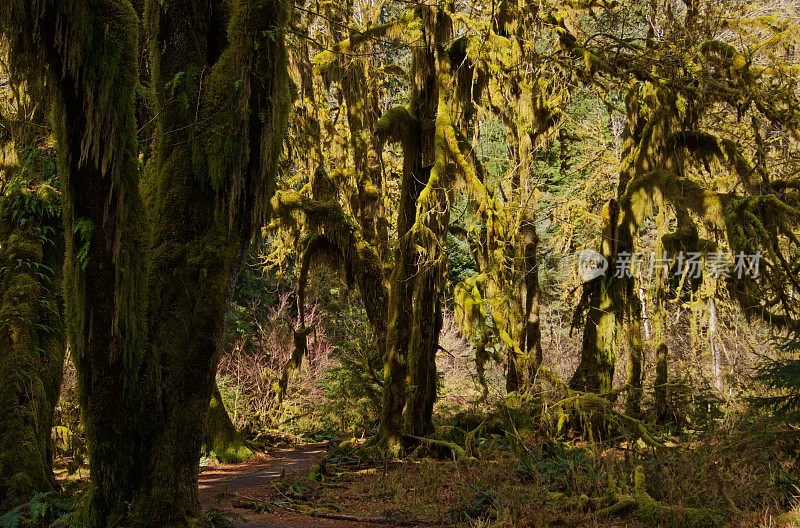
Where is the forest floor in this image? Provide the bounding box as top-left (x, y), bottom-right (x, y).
top-left (52, 432), bottom-right (798, 527)
top-left (199, 444), bottom-right (392, 528)
top-left (196, 433), bottom-right (800, 528)
top-left (197, 443), bottom-right (645, 528)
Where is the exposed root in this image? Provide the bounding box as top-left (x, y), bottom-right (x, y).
top-left (403, 435), bottom-right (476, 462)
top-left (597, 466), bottom-right (724, 527)
top-left (309, 511), bottom-right (431, 525)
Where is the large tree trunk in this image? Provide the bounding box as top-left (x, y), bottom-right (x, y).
top-left (571, 200), bottom-right (619, 394)
top-left (379, 126), bottom-right (429, 454)
top-left (0, 1), bottom-right (289, 525)
top-left (506, 209), bottom-right (542, 393)
top-left (402, 273), bottom-right (444, 437)
top-left (379, 6), bottom-right (453, 453)
top-left (0, 161), bottom-right (64, 508)
top-left (507, 134), bottom-right (543, 392)
top-left (521, 218), bottom-right (543, 373)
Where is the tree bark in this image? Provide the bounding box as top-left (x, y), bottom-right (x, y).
top-left (379, 5), bottom-right (452, 453)
top-left (571, 200), bottom-right (619, 394)
top-left (204, 384), bottom-right (253, 463)
top-left (0, 1), bottom-right (289, 525)
top-left (0, 155), bottom-right (64, 508)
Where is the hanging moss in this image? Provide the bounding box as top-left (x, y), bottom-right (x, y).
top-left (2, 0), bottom-right (292, 524)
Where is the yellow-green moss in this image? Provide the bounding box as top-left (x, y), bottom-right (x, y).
top-left (203, 386), bottom-right (254, 464)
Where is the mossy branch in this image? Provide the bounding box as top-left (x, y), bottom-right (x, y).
top-left (312, 10), bottom-right (421, 71)
top-left (554, 389), bottom-right (667, 449)
top-left (375, 106), bottom-right (418, 148)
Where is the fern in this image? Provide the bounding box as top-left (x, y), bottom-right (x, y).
top-left (72, 218), bottom-right (95, 270)
top-left (0, 492), bottom-right (75, 528)
top-left (752, 332), bottom-right (800, 425)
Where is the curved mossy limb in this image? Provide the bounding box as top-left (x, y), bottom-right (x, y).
top-left (270, 195), bottom-right (389, 402)
top-left (203, 385), bottom-right (253, 464)
top-left (403, 435), bottom-right (475, 462)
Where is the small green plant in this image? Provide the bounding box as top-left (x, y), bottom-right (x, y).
top-left (72, 218), bottom-right (94, 270)
top-left (203, 507), bottom-right (238, 528)
top-left (447, 486), bottom-right (496, 523)
top-left (518, 442), bottom-right (592, 493)
top-left (0, 492), bottom-right (75, 528)
top-left (752, 331), bottom-right (800, 425)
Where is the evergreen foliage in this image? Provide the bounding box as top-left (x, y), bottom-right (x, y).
top-left (753, 332), bottom-right (800, 425)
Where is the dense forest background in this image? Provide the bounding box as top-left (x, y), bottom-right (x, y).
top-left (0, 0), bottom-right (798, 527)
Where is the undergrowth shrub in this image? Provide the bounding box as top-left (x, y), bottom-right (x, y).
top-left (218, 292), bottom-right (331, 441)
top-left (753, 332), bottom-right (800, 426)
top-left (318, 303), bottom-right (382, 434)
top-left (0, 492), bottom-right (74, 528)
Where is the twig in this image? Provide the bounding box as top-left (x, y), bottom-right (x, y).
top-left (308, 511), bottom-right (431, 525)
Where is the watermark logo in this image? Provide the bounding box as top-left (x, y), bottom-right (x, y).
top-left (576, 250), bottom-right (761, 281)
top-left (577, 249), bottom-right (608, 282)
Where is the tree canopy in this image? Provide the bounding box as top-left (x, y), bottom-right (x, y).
top-left (0, 0), bottom-right (798, 526)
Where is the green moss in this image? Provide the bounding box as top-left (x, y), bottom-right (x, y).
top-left (375, 106), bottom-right (417, 147)
top-left (0, 144), bottom-right (64, 508)
top-left (777, 509), bottom-right (800, 526)
top-left (598, 466), bottom-right (724, 527)
top-left (203, 386), bottom-right (254, 464)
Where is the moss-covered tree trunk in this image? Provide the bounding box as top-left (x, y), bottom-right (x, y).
top-left (379, 6), bottom-right (453, 453)
top-left (521, 218), bottom-right (543, 374)
top-left (484, 4), bottom-right (553, 393)
top-left (0, 1), bottom-right (289, 526)
top-left (379, 107), bottom-right (432, 451)
top-left (506, 130), bottom-right (544, 393)
top-left (624, 297), bottom-right (644, 416)
top-left (571, 199), bottom-right (619, 394)
top-left (0, 142), bottom-right (64, 508)
top-left (204, 384), bottom-right (253, 463)
top-left (572, 84), bottom-right (650, 397)
top-left (654, 341), bottom-right (669, 424)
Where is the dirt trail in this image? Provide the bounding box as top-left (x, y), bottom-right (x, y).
top-left (199, 444), bottom-right (391, 528)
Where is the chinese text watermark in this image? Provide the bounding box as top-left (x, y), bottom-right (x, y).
top-left (577, 249), bottom-right (761, 281)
